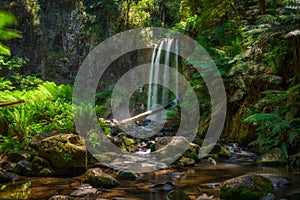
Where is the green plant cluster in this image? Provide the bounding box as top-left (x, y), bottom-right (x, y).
top-left (1, 0), bottom-right (300, 157)
top-left (0, 11), bottom-right (22, 56)
top-left (0, 56), bottom-right (74, 153)
top-left (244, 84), bottom-right (300, 156)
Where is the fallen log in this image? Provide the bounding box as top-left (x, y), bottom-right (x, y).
top-left (0, 100), bottom-right (25, 108)
top-left (118, 99), bottom-right (179, 124)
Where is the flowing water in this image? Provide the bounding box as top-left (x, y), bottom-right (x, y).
top-left (147, 38), bottom-right (179, 123)
top-left (1, 158), bottom-right (300, 200)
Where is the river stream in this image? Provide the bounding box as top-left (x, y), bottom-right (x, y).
top-left (1, 156), bottom-right (299, 200)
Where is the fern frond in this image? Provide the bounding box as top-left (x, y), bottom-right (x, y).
top-left (244, 113), bottom-right (274, 123)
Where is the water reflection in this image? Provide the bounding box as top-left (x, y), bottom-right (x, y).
top-left (0, 162), bottom-right (299, 199)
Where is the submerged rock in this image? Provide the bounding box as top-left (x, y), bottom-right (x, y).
top-left (198, 183), bottom-right (220, 189)
top-left (166, 190), bottom-right (190, 200)
top-left (168, 172), bottom-right (186, 179)
top-left (116, 171), bottom-right (141, 180)
top-left (257, 148), bottom-right (287, 166)
top-left (69, 184), bottom-right (98, 199)
top-left (84, 168), bottom-right (119, 188)
top-left (30, 133), bottom-right (87, 176)
top-left (196, 193), bottom-right (214, 200)
top-left (259, 193), bottom-right (276, 200)
top-left (48, 195), bottom-right (76, 200)
top-left (260, 174), bottom-right (289, 187)
top-left (150, 181), bottom-right (175, 191)
top-left (220, 174), bottom-right (273, 200)
top-left (0, 172), bottom-right (19, 183)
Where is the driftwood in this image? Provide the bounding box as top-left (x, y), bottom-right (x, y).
top-left (0, 100), bottom-right (25, 108)
top-left (118, 99), bottom-right (179, 124)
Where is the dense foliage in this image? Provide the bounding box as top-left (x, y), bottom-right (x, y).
top-left (0, 0), bottom-right (299, 156)
top-left (0, 56), bottom-right (74, 152)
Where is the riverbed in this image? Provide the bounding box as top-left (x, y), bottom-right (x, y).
top-left (1, 157), bottom-right (299, 200)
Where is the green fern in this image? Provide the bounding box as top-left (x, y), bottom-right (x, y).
top-left (244, 113), bottom-right (274, 123)
top-left (245, 83), bottom-right (300, 156)
top-left (0, 11), bottom-right (22, 56)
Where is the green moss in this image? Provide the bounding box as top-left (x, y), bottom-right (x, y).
top-left (220, 175), bottom-right (273, 200)
top-left (220, 188), bottom-right (268, 200)
top-left (38, 168), bottom-right (55, 177)
top-left (207, 153), bottom-right (218, 159)
top-left (208, 144), bottom-right (231, 158)
top-left (259, 160), bottom-right (287, 166)
top-left (85, 174), bottom-right (116, 188)
top-left (84, 169), bottom-right (119, 188)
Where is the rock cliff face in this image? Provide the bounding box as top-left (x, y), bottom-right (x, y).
top-left (1, 0), bottom-right (85, 83)
top-left (1, 1), bottom-right (152, 86)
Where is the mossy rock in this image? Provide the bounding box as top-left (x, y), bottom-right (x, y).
top-left (116, 171), bottom-right (140, 180)
top-left (192, 139), bottom-right (203, 147)
top-left (183, 143), bottom-right (200, 161)
top-left (84, 168), bottom-right (119, 188)
top-left (206, 144), bottom-right (231, 159)
top-left (179, 157), bottom-right (195, 167)
top-left (30, 133), bottom-right (87, 176)
top-left (220, 174), bottom-right (273, 200)
top-left (257, 148), bottom-right (287, 166)
top-left (31, 156), bottom-right (56, 177)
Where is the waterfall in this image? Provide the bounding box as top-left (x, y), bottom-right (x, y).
top-left (147, 38), bottom-right (179, 122)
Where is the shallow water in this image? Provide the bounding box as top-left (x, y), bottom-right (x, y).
top-left (1, 159), bottom-right (300, 200)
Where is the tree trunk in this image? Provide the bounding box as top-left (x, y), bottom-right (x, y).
top-left (118, 99), bottom-right (178, 124)
top-left (259, 0), bottom-right (266, 14)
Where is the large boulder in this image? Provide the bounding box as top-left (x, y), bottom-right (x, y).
top-left (30, 133), bottom-right (87, 176)
top-left (155, 136), bottom-right (200, 161)
top-left (220, 174), bottom-right (273, 200)
top-left (257, 148), bottom-right (286, 166)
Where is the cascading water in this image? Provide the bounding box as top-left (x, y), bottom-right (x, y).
top-left (147, 38), bottom-right (179, 122)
